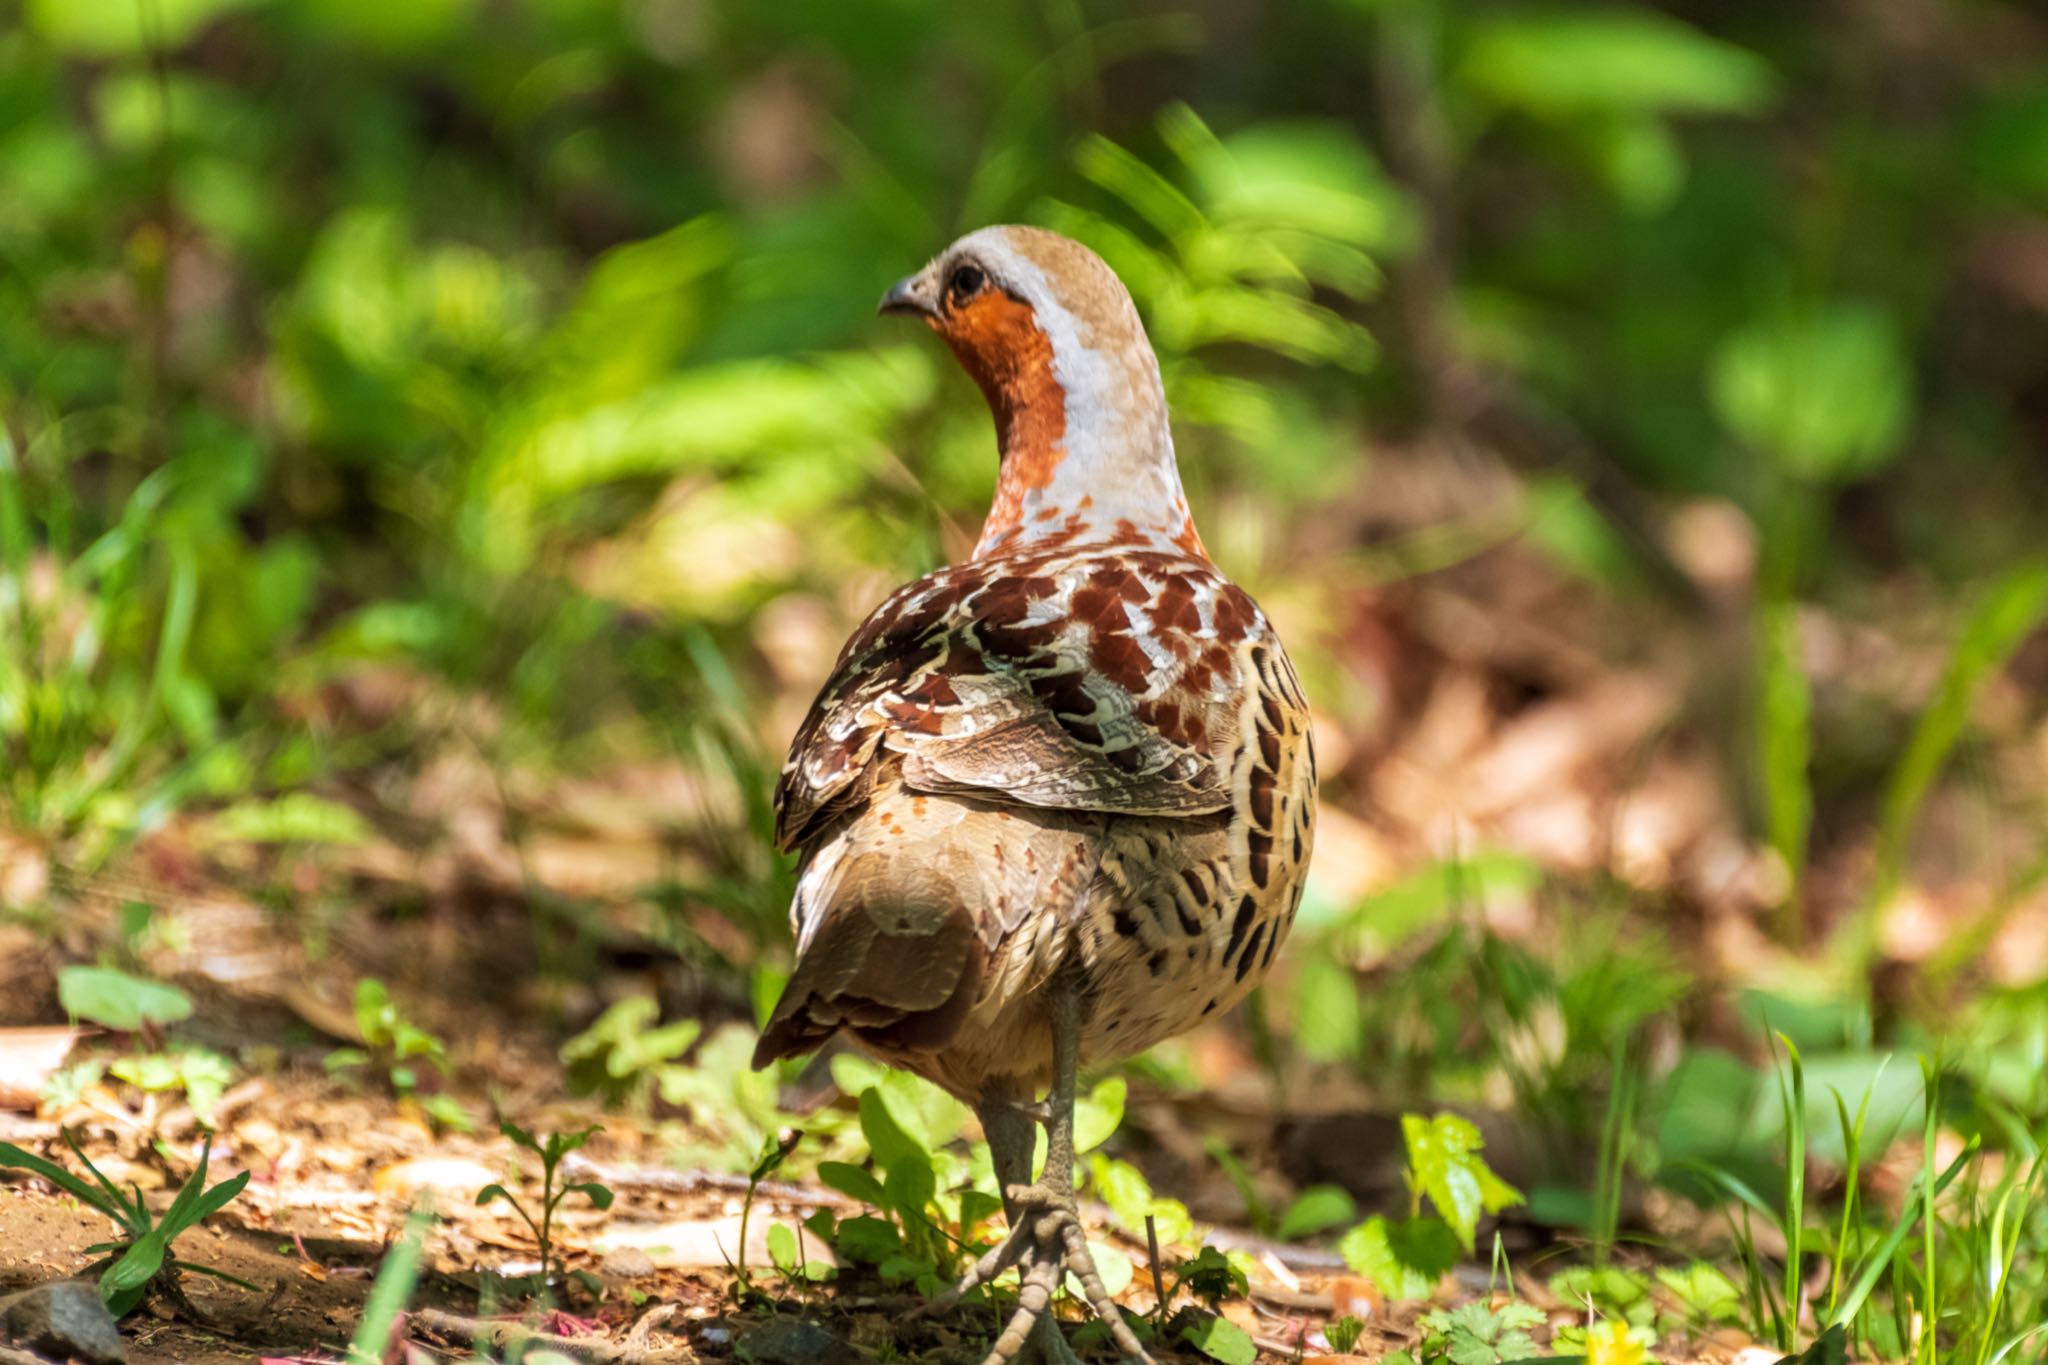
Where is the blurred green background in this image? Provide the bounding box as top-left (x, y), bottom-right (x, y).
top-left (5, 0), bottom-right (2048, 1300)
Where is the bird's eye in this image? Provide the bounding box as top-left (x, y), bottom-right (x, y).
top-left (948, 264), bottom-right (986, 300)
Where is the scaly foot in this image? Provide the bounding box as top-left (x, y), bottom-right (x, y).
top-left (926, 1180), bottom-right (1154, 1365)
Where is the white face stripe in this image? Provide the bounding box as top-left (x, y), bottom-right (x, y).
top-left (918, 227), bottom-right (1196, 557)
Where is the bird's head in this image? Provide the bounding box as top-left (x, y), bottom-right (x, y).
top-left (880, 226), bottom-right (1201, 561)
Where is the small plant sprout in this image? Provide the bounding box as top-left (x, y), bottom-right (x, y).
top-left (0, 1131), bottom-right (255, 1315)
top-left (732, 1127), bottom-right (802, 1300)
top-left (326, 979), bottom-right (469, 1131)
top-left (1324, 1313), bottom-right (1364, 1354)
top-left (476, 1122), bottom-right (613, 1301)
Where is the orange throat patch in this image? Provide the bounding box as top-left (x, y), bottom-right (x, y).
top-left (939, 290), bottom-right (1068, 552)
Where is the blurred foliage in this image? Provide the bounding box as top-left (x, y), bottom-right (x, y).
top-left (5, 0), bottom-right (2048, 1351)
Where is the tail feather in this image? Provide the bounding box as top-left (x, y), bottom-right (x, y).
top-left (751, 859), bottom-right (988, 1069)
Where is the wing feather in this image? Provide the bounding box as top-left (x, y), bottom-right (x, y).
top-left (773, 547), bottom-right (1273, 851)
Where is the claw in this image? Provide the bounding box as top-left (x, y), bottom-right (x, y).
top-left (934, 1179), bottom-right (1156, 1365)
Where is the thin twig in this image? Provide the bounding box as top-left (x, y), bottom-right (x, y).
top-left (411, 1307), bottom-right (694, 1365)
top-left (1145, 1213), bottom-right (1166, 1311)
top-left (561, 1154), bottom-right (859, 1209)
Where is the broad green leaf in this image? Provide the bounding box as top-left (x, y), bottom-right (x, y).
top-left (205, 793), bottom-right (370, 845)
top-left (1277, 1184), bottom-right (1358, 1242)
top-left (58, 967), bottom-right (193, 1032)
top-left (883, 1154), bottom-right (936, 1221)
top-left (1401, 1113), bottom-right (1524, 1252)
top-left (816, 1161), bottom-right (887, 1209)
top-left (1339, 1215), bottom-right (1459, 1301)
top-left (857, 1087), bottom-right (923, 1172)
top-left (1461, 10), bottom-right (1775, 117)
top-left (1090, 1155), bottom-right (1194, 1247)
top-left (1073, 1077), bottom-right (1127, 1155)
top-left (1654, 1262), bottom-right (1743, 1323)
top-left (1179, 1312), bottom-right (1256, 1365)
top-left (833, 1215), bottom-right (901, 1265)
top-left (766, 1223), bottom-right (799, 1274)
top-left (25, 0), bottom-right (266, 55)
top-left (1292, 953), bottom-right (1363, 1062)
top-left (1073, 1241), bottom-right (1132, 1299)
top-left (1711, 305), bottom-right (1911, 482)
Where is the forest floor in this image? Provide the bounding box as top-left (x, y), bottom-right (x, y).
top-left (0, 1078), bottom-right (1783, 1365)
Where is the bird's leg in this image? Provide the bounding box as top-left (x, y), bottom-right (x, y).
top-left (932, 980), bottom-right (1155, 1365)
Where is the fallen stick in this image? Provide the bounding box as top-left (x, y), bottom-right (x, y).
top-left (561, 1155), bottom-right (859, 1209)
top-left (411, 1307), bottom-right (696, 1364)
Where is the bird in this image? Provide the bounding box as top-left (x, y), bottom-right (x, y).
top-left (751, 226), bottom-right (1317, 1365)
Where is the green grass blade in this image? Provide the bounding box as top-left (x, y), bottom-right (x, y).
top-left (1778, 1033), bottom-right (1807, 1352)
top-left (1874, 564), bottom-right (2048, 898)
top-left (170, 1261), bottom-right (262, 1293)
top-left (168, 1169), bottom-right (251, 1237)
top-left (1831, 1138), bottom-right (1976, 1330)
top-left (0, 1141), bottom-right (126, 1222)
top-left (63, 1129), bottom-right (147, 1229)
top-left (1919, 1059), bottom-right (1940, 1365)
top-left (99, 1225), bottom-right (173, 1311)
top-left (1759, 598), bottom-right (1813, 935)
top-left (347, 1202), bottom-right (432, 1365)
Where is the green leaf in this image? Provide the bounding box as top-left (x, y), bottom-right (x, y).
top-left (875, 1253), bottom-right (932, 1285)
top-left (816, 1161), bottom-right (888, 1209)
top-left (1339, 1215), bottom-right (1458, 1301)
top-left (1291, 955), bottom-right (1364, 1063)
top-left (1080, 1241), bottom-right (1132, 1298)
top-left (1277, 1184), bottom-right (1358, 1242)
top-left (205, 793), bottom-right (370, 845)
top-left (57, 967), bottom-right (193, 1032)
top-left (882, 1154), bottom-right (936, 1221)
top-left (1710, 304), bottom-right (1912, 482)
top-left (766, 1223), bottom-right (799, 1274)
top-left (168, 1168), bottom-right (250, 1239)
top-left (833, 1215), bottom-right (901, 1266)
top-left (1654, 1262), bottom-right (1743, 1323)
top-left (1401, 1113), bottom-right (1523, 1253)
top-left (24, 0), bottom-right (266, 56)
top-left (1460, 10), bottom-right (1776, 118)
top-left (101, 1227), bottom-right (172, 1309)
top-left (1758, 601), bottom-right (1813, 906)
top-left (1179, 1312), bottom-right (1256, 1365)
top-left (567, 1182), bottom-right (613, 1211)
top-left (857, 1086), bottom-right (924, 1172)
top-left (498, 1119), bottom-right (541, 1154)
top-left (1072, 1077), bottom-right (1127, 1155)
top-left (1176, 1245), bottom-right (1248, 1308)
top-left (1874, 564), bottom-right (2048, 892)
top-left (0, 1142), bottom-right (127, 1223)
top-left (476, 1183), bottom-right (513, 1208)
top-left (957, 1188), bottom-right (1003, 1232)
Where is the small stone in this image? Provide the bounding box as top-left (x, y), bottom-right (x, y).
top-left (599, 1247), bottom-right (657, 1281)
top-left (0, 1281), bottom-right (126, 1365)
top-left (735, 1316), bottom-right (845, 1365)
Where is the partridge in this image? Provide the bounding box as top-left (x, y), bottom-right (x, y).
top-left (753, 226), bottom-right (1317, 1365)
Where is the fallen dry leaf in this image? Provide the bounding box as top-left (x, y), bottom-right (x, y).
top-left (0, 1026), bottom-right (77, 1110)
top-left (371, 1156), bottom-right (501, 1200)
top-left (586, 1215), bottom-right (836, 1270)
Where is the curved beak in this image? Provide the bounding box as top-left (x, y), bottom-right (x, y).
top-left (878, 274), bottom-right (938, 320)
